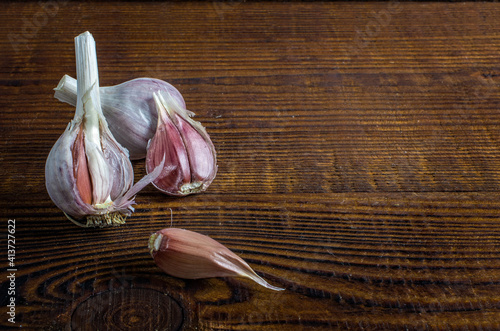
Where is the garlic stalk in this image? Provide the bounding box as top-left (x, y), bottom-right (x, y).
top-left (146, 91), bottom-right (217, 196)
top-left (45, 31), bottom-right (163, 227)
top-left (148, 228), bottom-right (284, 291)
top-left (53, 75), bottom-right (187, 160)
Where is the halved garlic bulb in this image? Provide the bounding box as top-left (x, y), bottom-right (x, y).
top-left (45, 31), bottom-right (162, 227)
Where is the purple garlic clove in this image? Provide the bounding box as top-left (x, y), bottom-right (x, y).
top-left (148, 228), bottom-right (284, 291)
top-left (145, 91), bottom-right (217, 196)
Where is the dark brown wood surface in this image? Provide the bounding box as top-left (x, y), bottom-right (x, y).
top-left (2, 1), bottom-right (500, 330)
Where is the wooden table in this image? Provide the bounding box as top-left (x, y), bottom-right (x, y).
top-left (1, 1), bottom-right (500, 330)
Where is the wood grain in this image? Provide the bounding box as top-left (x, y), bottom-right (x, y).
top-left (1, 1), bottom-right (500, 330)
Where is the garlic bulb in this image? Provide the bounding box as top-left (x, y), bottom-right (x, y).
top-left (45, 31), bottom-right (162, 227)
top-left (148, 228), bottom-right (284, 291)
top-left (53, 75), bottom-right (186, 160)
top-left (146, 91), bottom-right (217, 196)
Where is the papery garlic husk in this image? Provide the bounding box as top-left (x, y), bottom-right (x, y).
top-left (53, 75), bottom-right (187, 160)
top-left (145, 91), bottom-right (217, 196)
top-left (148, 228), bottom-right (284, 291)
top-left (45, 31), bottom-right (163, 227)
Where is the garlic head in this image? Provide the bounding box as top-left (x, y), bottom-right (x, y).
top-left (54, 75), bottom-right (186, 160)
top-left (45, 31), bottom-right (162, 227)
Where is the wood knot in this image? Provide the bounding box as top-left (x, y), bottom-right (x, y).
top-left (71, 288), bottom-right (184, 331)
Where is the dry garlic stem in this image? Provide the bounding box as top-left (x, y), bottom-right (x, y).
top-left (148, 228), bottom-right (284, 291)
top-left (45, 31), bottom-right (162, 227)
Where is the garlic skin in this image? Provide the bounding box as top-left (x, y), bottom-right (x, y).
top-left (54, 75), bottom-right (186, 160)
top-left (148, 228), bottom-right (284, 291)
top-left (45, 31), bottom-right (162, 227)
top-left (146, 91), bottom-right (217, 196)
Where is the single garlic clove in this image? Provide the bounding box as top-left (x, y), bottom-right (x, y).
top-left (53, 75), bottom-right (187, 160)
top-left (145, 91), bottom-right (217, 196)
top-left (148, 228), bottom-right (284, 291)
top-left (45, 31), bottom-right (163, 227)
